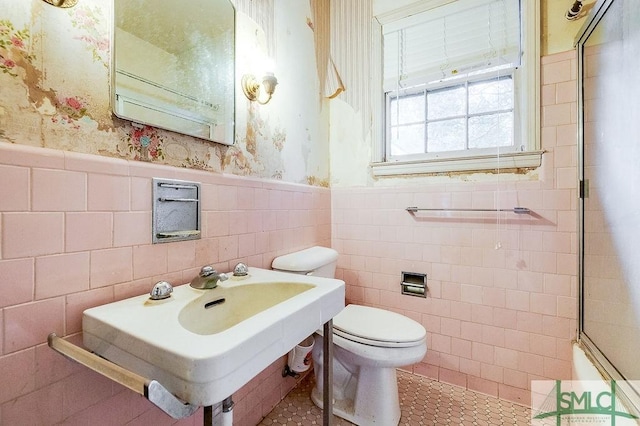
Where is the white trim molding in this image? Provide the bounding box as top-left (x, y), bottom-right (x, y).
top-left (371, 150), bottom-right (544, 176)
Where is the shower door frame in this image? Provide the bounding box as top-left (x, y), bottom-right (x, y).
top-left (576, 0), bottom-right (640, 412)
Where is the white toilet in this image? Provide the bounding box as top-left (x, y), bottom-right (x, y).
top-left (272, 247), bottom-right (427, 425)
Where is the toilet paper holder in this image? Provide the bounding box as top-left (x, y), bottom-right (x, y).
top-left (401, 272), bottom-right (427, 297)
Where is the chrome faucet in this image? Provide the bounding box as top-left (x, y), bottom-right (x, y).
top-left (190, 265), bottom-right (228, 289)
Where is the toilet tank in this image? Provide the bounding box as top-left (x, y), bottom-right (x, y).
top-left (271, 246), bottom-right (339, 278)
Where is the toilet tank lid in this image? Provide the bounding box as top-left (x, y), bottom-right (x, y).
top-left (271, 246), bottom-right (338, 272)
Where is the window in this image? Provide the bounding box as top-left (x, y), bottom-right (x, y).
top-left (372, 0), bottom-right (541, 176)
top-left (388, 72), bottom-right (514, 158)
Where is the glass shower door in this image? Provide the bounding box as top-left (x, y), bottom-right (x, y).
top-left (579, 0), bottom-right (640, 398)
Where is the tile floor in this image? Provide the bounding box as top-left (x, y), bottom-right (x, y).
top-left (259, 370), bottom-right (531, 425)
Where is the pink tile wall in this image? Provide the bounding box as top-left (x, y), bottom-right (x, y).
top-left (0, 142), bottom-right (331, 425)
top-left (332, 50), bottom-right (578, 406)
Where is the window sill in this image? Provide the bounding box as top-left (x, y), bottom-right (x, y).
top-left (371, 150), bottom-right (544, 177)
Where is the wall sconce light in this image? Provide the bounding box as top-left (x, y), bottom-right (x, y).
top-left (41, 0), bottom-right (78, 7)
top-left (241, 73), bottom-right (278, 105)
top-left (565, 0), bottom-right (583, 20)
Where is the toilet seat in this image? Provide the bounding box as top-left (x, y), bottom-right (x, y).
top-left (333, 304), bottom-right (426, 348)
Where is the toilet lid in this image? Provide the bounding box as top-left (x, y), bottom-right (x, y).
top-left (333, 305), bottom-right (426, 348)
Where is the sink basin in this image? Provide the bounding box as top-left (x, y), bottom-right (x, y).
top-left (179, 282), bottom-right (314, 335)
top-left (82, 268), bottom-right (344, 406)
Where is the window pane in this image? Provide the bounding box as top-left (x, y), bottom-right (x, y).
top-left (469, 113), bottom-right (513, 148)
top-left (469, 77), bottom-right (513, 115)
top-left (389, 124), bottom-right (425, 156)
top-left (427, 85), bottom-right (466, 120)
top-left (427, 118), bottom-right (465, 152)
top-left (389, 94), bottom-right (425, 125)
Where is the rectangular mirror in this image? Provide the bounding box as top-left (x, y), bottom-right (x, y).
top-left (112, 0), bottom-right (235, 145)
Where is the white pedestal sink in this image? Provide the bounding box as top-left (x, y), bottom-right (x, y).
top-left (82, 267), bottom-right (345, 407)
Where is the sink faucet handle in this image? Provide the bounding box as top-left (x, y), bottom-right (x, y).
top-left (150, 280), bottom-right (173, 300)
top-left (233, 263), bottom-right (249, 276)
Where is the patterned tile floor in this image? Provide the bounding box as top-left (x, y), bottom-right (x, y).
top-left (259, 370), bottom-right (531, 425)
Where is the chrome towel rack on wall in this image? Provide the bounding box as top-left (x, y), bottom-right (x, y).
top-left (406, 207), bottom-right (531, 214)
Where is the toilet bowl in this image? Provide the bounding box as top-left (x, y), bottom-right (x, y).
top-left (311, 304), bottom-right (426, 425)
top-left (272, 247), bottom-right (428, 425)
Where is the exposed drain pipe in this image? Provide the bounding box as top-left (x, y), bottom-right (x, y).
top-left (203, 397), bottom-right (233, 426)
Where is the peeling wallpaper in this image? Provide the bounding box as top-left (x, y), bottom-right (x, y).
top-left (0, 0), bottom-right (330, 187)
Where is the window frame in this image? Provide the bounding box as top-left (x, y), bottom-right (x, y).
top-left (370, 0), bottom-right (542, 177)
top-left (386, 68), bottom-right (517, 161)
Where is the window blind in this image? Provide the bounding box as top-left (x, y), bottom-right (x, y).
top-left (383, 0), bottom-right (522, 92)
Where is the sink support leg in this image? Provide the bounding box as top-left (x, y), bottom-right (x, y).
top-left (323, 319), bottom-right (333, 426)
top-left (204, 405), bottom-right (213, 425)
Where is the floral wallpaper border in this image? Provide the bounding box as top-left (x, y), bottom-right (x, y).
top-left (0, 0), bottom-right (330, 187)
